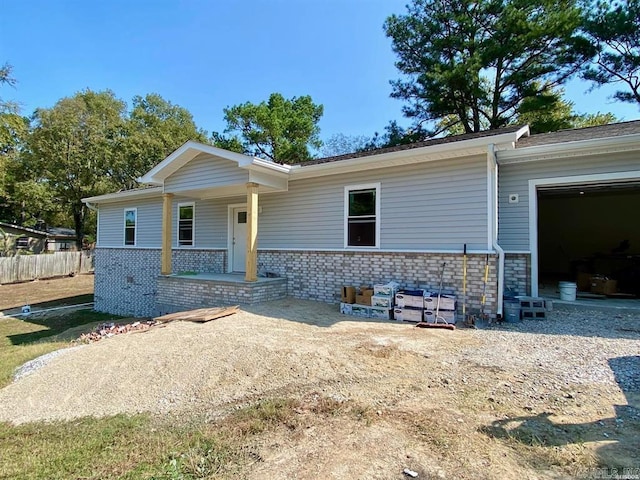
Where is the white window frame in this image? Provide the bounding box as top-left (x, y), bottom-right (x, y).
top-left (344, 182), bottom-right (380, 249)
top-left (124, 208), bottom-right (137, 247)
top-left (177, 202), bottom-right (195, 247)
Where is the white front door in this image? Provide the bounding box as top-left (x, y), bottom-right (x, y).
top-left (232, 207), bottom-right (247, 272)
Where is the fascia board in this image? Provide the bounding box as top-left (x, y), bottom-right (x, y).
top-left (82, 186), bottom-right (163, 205)
top-left (497, 133), bottom-right (640, 165)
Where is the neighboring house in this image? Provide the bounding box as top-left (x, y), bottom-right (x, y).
top-left (83, 121), bottom-right (640, 318)
top-left (0, 222), bottom-right (78, 255)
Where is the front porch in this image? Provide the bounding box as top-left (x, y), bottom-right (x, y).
top-left (155, 272), bottom-right (288, 316)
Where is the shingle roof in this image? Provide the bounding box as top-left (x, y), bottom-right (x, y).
top-left (294, 125), bottom-right (526, 166)
top-left (517, 120), bottom-right (640, 148)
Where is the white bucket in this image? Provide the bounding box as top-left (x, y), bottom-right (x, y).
top-left (558, 281), bottom-right (577, 301)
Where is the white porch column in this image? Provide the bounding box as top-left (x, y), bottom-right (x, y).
top-left (161, 193), bottom-right (174, 275)
top-left (245, 182), bottom-right (259, 282)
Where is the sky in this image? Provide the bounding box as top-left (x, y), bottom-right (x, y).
top-left (1, 0), bottom-right (639, 146)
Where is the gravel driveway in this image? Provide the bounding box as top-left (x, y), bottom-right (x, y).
top-left (1, 298), bottom-right (639, 478)
top-left (1, 299), bottom-right (637, 426)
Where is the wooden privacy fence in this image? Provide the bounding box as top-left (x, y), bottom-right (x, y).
top-left (0, 251), bottom-right (94, 285)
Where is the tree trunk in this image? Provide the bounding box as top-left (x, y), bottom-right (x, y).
top-left (72, 203), bottom-right (85, 250)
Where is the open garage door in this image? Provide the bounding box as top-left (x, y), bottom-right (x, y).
top-left (537, 181), bottom-right (640, 296)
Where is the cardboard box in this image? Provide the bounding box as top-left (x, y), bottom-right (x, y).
top-left (395, 290), bottom-right (425, 309)
top-left (393, 307), bottom-right (423, 323)
top-left (576, 272), bottom-right (593, 292)
top-left (374, 282), bottom-right (400, 296)
top-left (350, 304), bottom-right (371, 318)
top-left (340, 302), bottom-right (353, 315)
top-left (341, 286), bottom-right (356, 304)
top-left (424, 294), bottom-right (456, 311)
top-left (369, 306), bottom-right (391, 320)
top-left (355, 294), bottom-right (372, 306)
top-left (371, 295), bottom-right (393, 308)
top-left (423, 310), bottom-right (456, 324)
top-left (590, 277), bottom-right (617, 295)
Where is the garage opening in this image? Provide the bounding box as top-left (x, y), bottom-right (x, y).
top-left (537, 181), bottom-right (640, 297)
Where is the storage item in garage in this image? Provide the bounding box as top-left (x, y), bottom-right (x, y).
top-left (369, 306), bottom-right (392, 320)
top-left (576, 272), bottom-right (593, 292)
top-left (341, 286), bottom-right (356, 304)
top-left (424, 293), bottom-right (456, 311)
top-left (423, 309), bottom-right (456, 324)
top-left (393, 307), bottom-right (423, 323)
top-left (371, 295), bottom-right (393, 308)
top-left (590, 276), bottom-right (617, 295)
top-left (395, 289), bottom-right (425, 308)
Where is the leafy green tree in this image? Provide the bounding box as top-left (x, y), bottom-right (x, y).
top-left (24, 89), bottom-right (128, 248)
top-left (122, 94), bottom-right (209, 189)
top-left (213, 93), bottom-right (323, 163)
top-left (385, 0), bottom-right (591, 134)
top-left (320, 133), bottom-right (371, 157)
top-left (512, 85), bottom-right (617, 134)
top-left (0, 63), bottom-right (28, 199)
top-left (581, 0), bottom-right (640, 105)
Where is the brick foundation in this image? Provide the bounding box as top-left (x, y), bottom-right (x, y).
top-left (258, 250), bottom-right (499, 315)
top-left (155, 276), bottom-right (287, 316)
top-left (95, 248), bottom-right (500, 318)
top-left (504, 253), bottom-right (531, 296)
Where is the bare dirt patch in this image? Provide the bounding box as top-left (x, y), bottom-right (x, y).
top-left (0, 274), bottom-right (94, 312)
top-left (0, 299), bottom-right (638, 479)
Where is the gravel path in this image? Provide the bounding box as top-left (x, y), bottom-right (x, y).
top-left (0, 299), bottom-right (638, 425)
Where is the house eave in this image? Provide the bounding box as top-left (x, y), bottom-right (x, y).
top-left (82, 186), bottom-right (164, 205)
top-left (138, 141), bottom-right (291, 184)
top-left (497, 133), bottom-right (640, 165)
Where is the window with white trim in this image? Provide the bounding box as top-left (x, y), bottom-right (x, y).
top-left (178, 203), bottom-right (195, 246)
top-left (345, 184), bottom-right (380, 247)
top-left (124, 208), bottom-right (137, 246)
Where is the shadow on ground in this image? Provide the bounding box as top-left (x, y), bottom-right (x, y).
top-left (480, 355), bottom-right (640, 471)
top-left (2, 294), bottom-right (94, 316)
top-left (6, 308), bottom-right (116, 346)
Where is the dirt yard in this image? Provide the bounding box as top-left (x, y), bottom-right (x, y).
top-left (0, 289), bottom-right (638, 479)
top-left (0, 274), bottom-right (94, 312)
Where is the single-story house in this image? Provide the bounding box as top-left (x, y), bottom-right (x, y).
top-left (83, 121), bottom-right (640, 318)
top-left (0, 222), bottom-right (78, 255)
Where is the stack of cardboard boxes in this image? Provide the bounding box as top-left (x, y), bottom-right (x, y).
top-left (394, 290), bottom-right (457, 323)
top-left (340, 282), bottom-right (399, 319)
top-left (341, 283), bottom-right (457, 323)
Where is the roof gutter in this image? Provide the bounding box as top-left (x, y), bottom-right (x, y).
top-left (488, 144), bottom-right (504, 317)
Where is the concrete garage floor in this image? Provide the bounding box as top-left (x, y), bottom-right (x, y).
top-left (539, 284), bottom-right (640, 313)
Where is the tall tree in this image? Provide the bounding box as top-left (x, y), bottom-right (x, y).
top-left (0, 64), bottom-right (28, 198)
top-left (122, 94), bottom-right (208, 189)
top-left (24, 90), bottom-right (128, 248)
top-left (517, 86), bottom-right (617, 133)
top-left (385, 0), bottom-right (591, 134)
top-left (581, 0), bottom-right (640, 105)
top-left (213, 93), bottom-right (323, 163)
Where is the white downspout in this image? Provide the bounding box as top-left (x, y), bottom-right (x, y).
top-left (488, 144), bottom-right (504, 317)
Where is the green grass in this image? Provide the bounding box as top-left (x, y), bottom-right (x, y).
top-left (0, 309), bottom-right (119, 388)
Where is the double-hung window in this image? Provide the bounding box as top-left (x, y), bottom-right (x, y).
top-left (124, 208), bottom-right (137, 246)
top-left (345, 183), bottom-right (380, 248)
top-left (178, 203), bottom-right (195, 246)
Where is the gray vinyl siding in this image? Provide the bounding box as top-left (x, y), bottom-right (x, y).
top-left (173, 197), bottom-right (242, 249)
top-left (164, 153), bottom-right (248, 193)
top-left (98, 197), bottom-right (163, 247)
top-left (98, 155), bottom-right (489, 251)
top-left (258, 154), bottom-right (489, 250)
top-left (498, 150), bottom-right (640, 251)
